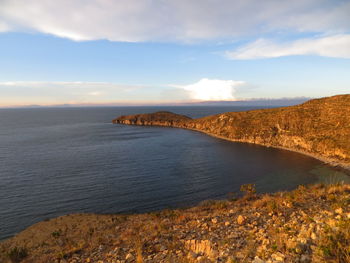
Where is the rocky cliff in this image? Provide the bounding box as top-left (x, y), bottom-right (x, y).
top-left (113, 95), bottom-right (350, 169)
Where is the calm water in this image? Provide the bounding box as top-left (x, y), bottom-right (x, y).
top-left (0, 106), bottom-right (349, 240)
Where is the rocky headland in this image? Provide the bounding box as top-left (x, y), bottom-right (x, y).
top-left (113, 95), bottom-right (350, 169)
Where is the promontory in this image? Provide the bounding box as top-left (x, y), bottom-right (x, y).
top-left (113, 94), bottom-right (350, 169)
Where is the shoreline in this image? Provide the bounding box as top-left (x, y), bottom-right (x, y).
top-left (191, 127), bottom-right (350, 172)
top-left (113, 95), bottom-right (350, 171)
top-left (121, 122), bottom-right (350, 172)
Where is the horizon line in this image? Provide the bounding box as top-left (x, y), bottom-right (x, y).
top-left (0, 97), bottom-right (313, 109)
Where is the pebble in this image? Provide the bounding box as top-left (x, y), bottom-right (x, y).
top-left (237, 215), bottom-right (245, 225)
top-left (125, 253), bottom-right (134, 261)
top-left (271, 252), bottom-right (285, 262)
top-left (335, 208), bottom-right (343, 214)
top-left (253, 256), bottom-right (266, 263)
top-left (310, 232), bottom-right (317, 240)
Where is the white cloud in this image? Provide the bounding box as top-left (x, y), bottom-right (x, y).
top-left (174, 78), bottom-right (245, 101)
top-left (87, 91), bottom-right (102, 96)
top-left (280, 1), bottom-right (350, 33)
top-left (0, 20), bottom-right (10, 32)
top-left (226, 34), bottom-right (350, 59)
top-left (0, 0), bottom-right (349, 42)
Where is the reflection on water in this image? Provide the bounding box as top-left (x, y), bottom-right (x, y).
top-left (311, 166), bottom-right (350, 185)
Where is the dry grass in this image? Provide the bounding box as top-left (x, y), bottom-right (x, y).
top-left (1, 183), bottom-right (350, 262)
top-left (317, 218), bottom-right (350, 263)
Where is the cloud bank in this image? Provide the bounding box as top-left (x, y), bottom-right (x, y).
top-left (226, 34), bottom-right (350, 59)
top-left (0, 0), bottom-right (349, 42)
top-left (175, 78), bottom-right (244, 101)
top-left (0, 79), bottom-right (244, 106)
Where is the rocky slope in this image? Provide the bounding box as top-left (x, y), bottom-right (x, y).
top-left (1, 184), bottom-right (349, 262)
top-left (113, 95), bottom-right (350, 169)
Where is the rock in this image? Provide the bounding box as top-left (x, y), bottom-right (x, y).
top-left (335, 208), bottom-right (343, 214)
top-left (271, 252), bottom-right (285, 262)
top-left (235, 252), bottom-right (245, 259)
top-left (159, 245), bottom-right (166, 251)
top-left (300, 254), bottom-right (311, 263)
top-left (212, 218), bottom-right (218, 224)
top-left (185, 239), bottom-right (217, 258)
top-left (257, 245), bottom-right (267, 253)
top-left (285, 239), bottom-right (297, 250)
top-left (187, 251), bottom-right (197, 260)
top-left (310, 232), bottom-right (317, 240)
top-left (224, 221), bottom-right (230, 226)
top-left (237, 215), bottom-right (245, 225)
top-left (253, 256), bottom-right (266, 263)
top-left (326, 219), bottom-right (337, 227)
top-left (125, 253), bottom-right (134, 261)
top-left (196, 256), bottom-right (203, 261)
top-left (295, 243), bottom-right (308, 254)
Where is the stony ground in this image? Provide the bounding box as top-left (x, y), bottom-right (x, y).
top-left (1, 184), bottom-right (349, 263)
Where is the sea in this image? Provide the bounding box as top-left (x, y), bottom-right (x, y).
top-left (0, 106), bottom-right (349, 240)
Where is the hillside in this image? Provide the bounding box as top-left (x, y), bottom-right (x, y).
top-left (114, 95), bottom-right (350, 169)
top-left (1, 184), bottom-right (349, 262)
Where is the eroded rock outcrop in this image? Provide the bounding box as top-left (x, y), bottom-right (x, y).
top-left (113, 95), bottom-right (350, 168)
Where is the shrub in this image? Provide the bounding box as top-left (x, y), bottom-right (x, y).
top-left (240, 184), bottom-right (256, 195)
top-left (240, 184), bottom-right (257, 200)
top-left (318, 218), bottom-right (350, 262)
top-left (51, 230), bottom-right (61, 238)
top-left (7, 247), bottom-right (28, 263)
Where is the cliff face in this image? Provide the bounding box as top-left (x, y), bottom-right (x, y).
top-left (114, 111), bottom-right (192, 127)
top-left (113, 95), bottom-right (350, 168)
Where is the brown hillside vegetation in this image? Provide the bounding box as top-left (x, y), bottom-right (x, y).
top-left (114, 95), bottom-right (350, 168)
top-left (1, 184), bottom-right (349, 262)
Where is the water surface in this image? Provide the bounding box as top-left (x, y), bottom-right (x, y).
top-left (0, 106), bottom-right (348, 240)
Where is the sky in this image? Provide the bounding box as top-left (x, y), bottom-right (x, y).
top-left (0, 0), bottom-right (349, 106)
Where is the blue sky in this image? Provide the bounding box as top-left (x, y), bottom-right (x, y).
top-left (0, 0), bottom-right (349, 106)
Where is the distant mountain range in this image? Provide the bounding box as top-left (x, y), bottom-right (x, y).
top-left (181, 97), bottom-right (310, 106)
top-left (2, 97), bottom-right (311, 108)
